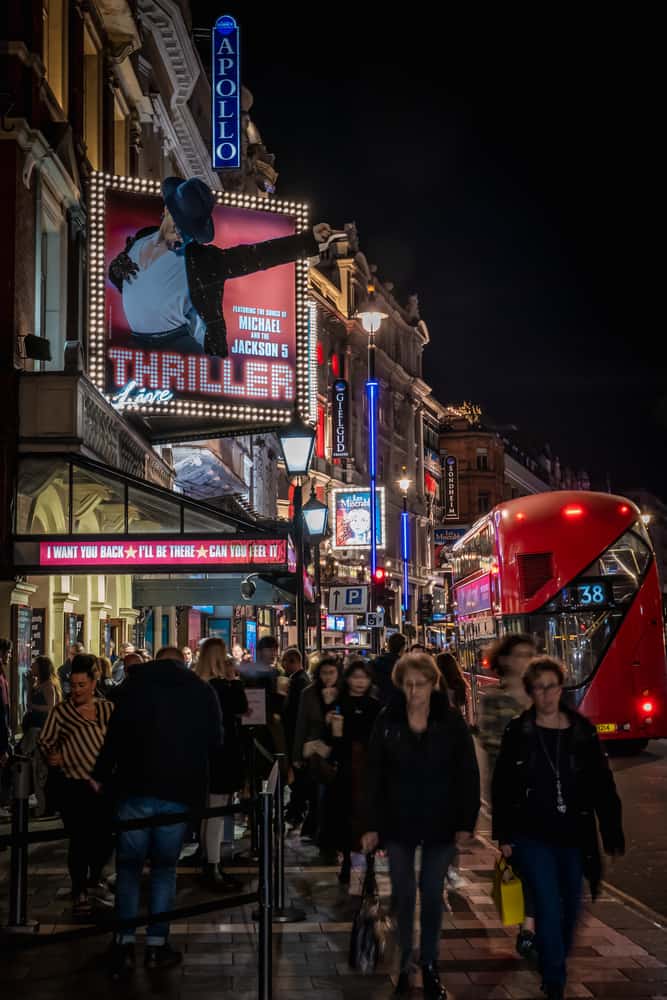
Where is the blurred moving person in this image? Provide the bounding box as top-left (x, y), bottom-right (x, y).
top-left (321, 659), bottom-right (380, 885)
top-left (479, 632), bottom-right (538, 958)
top-left (492, 656), bottom-right (625, 1000)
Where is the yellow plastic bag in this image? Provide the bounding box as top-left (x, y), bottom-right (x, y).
top-left (492, 857), bottom-right (525, 926)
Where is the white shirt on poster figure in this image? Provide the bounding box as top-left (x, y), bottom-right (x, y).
top-left (121, 232), bottom-right (206, 345)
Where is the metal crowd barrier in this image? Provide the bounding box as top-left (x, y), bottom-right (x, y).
top-left (0, 753), bottom-right (292, 1000)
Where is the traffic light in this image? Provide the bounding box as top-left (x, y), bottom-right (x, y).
top-left (373, 566), bottom-right (388, 606)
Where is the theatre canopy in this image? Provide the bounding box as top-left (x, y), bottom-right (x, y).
top-left (13, 454), bottom-right (295, 576)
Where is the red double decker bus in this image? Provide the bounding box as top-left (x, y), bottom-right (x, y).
top-left (452, 491), bottom-right (667, 750)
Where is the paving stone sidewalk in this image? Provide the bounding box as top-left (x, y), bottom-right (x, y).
top-left (1, 815), bottom-right (666, 999)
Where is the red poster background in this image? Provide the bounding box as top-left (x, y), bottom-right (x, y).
top-left (104, 189), bottom-right (297, 405)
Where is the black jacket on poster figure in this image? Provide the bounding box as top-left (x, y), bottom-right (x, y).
top-left (491, 706), bottom-right (625, 899)
top-left (93, 659), bottom-right (223, 811)
top-left (109, 229), bottom-right (319, 358)
top-left (365, 690), bottom-right (480, 846)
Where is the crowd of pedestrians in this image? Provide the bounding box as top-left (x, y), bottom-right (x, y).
top-left (0, 628), bottom-right (624, 1000)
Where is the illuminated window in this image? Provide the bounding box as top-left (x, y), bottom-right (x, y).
top-left (83, 25), bottom-right (102, 170)
top-left (42, 0), bottom-right (68, 113)
top-left (476, 448), bottom-right (489, 471)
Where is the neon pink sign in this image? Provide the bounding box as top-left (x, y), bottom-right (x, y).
top-left (455, 574), bottom-right (492, 616)
top-left (39, 538), bottom-right (287, 569)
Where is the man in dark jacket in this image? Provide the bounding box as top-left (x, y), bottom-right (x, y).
top-left (93, 646), bottom-right (223, 978)
top-left (109, 175), bottom-right (334, 358)
top-left (372, 632), bottom-right (406, 706)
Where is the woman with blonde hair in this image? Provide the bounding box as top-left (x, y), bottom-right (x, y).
top-left (362, 653), bottom-right (480, 998)
top-left (195, 638), bottom-right (248, 888)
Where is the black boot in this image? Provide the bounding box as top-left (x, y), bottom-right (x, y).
top-left (201, 862), bottom-right (224, 888)
top-left (544, 986), bottom-right (564, 1000)
top-left (216, 864), bottom-right (243, 890)
top-left (421, 962), bottom-right (447, 999)
top-left (393, 970), bottom-right (411, 996)
top-left (108, 942), bottom-right (136, 981)
top-left (144, 942), bottom-right (182, 970)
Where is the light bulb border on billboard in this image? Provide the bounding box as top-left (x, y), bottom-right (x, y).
top-left (86, 171), bottom-right (316, 428)
top-left (331, 486), bottom-right (387, 551)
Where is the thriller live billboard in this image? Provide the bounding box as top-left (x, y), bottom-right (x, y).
top-left (87, 172), bottom-right (316, 427)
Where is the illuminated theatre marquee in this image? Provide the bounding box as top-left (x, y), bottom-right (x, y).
top-left (39, 538), bottom-right (288, 570)
top-left (88, 172), bottom-right (316, 425)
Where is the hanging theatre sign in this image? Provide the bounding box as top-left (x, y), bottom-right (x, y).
top-left (87, 172), bottom-right (317, 430)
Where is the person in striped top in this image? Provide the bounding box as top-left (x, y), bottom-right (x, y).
top-left (39, 654), bottom-right (114, 917)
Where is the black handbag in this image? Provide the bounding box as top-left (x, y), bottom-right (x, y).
top-left (348, 853), bottom-right (388, 974)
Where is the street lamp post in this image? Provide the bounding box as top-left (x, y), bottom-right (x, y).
top-left (398, 467), bottom-right (411, 631)
top-left (355, 281), bottom-right (388, 654)
top-left (302, 486), bottom-right (329, 655)
top-left (277, 413), bottom-right (316, 664)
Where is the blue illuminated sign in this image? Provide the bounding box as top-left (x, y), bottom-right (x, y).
top-left (211, 15), bottom-right (241, 170)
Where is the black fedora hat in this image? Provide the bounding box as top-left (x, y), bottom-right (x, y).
top-left (162, 176), bottom-right (215, 244)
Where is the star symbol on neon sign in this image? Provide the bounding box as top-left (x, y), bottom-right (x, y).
top-left (196, 545), bottom-right (209, 559)
top-left (125, 546), bottom-right (137, 559)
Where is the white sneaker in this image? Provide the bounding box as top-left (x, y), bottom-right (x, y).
top-left (445, 866), bottom-right (465, 890)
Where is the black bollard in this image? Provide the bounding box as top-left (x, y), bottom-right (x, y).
top-left (6, 755), bottom-right (39, 934)
top-left (258, 783), bottom-right (273, 1000)
top-left (272, 756), bottom-right (305, 923)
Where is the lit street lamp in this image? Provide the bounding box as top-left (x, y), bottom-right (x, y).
top-left (277, 412), bottom-right (316, 663)
top-left (398, 467), bottom-right (411, 630)
top-left (355, 281), bottom-right (388, 653)
top-left (303, 487), bottom-right (329, 653)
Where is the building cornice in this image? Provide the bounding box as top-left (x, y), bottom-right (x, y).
top-left (138, 0), bottom-right (219, 185)
top-left (1, 119), bottom-right (84, 226)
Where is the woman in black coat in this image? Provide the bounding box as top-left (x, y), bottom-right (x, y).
top-left (491, 656), bottom-right (625, 1000)
top-left (195, 638), bottom-right (248, 889)
top-left (292, 657), bottom-right (341, 843)
top-left (362, 653), bottom-right (480, 1000)
top-left (319, 659), bottom-right (381, 883)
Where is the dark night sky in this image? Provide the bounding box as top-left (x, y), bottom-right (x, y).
top-left (193, 8), bottom-right (665, 497)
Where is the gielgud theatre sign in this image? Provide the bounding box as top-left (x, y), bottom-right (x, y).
top-left (88, 172), bottom-right (326, 428)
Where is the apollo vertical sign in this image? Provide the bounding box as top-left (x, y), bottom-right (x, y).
top-left (332, 378), bottom-right (349, 458)
top-left (212, 15), bottom-right (241, 169)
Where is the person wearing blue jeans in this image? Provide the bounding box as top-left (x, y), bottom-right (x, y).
top-left (115, 797), bottom-right (189, 951)
top-left (93, 647), bottom-right (223, 979)
top-left (492, 656), bottom-right (624, 1000)
top-left (511, 837), bottom-right (583, 990)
